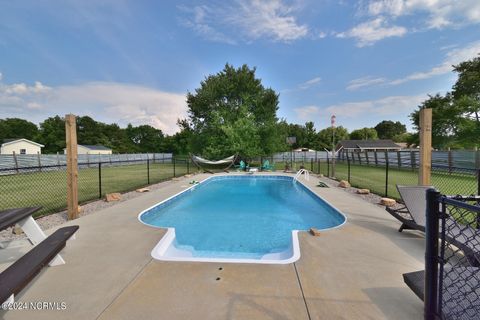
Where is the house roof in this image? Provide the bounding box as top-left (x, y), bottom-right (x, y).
top-left (79, 145), bottom-right (111, 151)
top-left (1, 138), bottom-right (44, 148)
top-left (337, 139), bottom-right (401, 150)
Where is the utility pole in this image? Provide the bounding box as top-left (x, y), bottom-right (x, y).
top-left (331, 115), bottom-right (336, 178)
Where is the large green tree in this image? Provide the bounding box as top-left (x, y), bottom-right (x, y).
top-left (452, 56), bottom-right (480, 122)
top-left (0, 118), bottom-right (39, 142)
top-left (410, 56), bottom-right (480, 149)
top-left (126, 124), bottom-right (165, 153)
top-left (410, 94), bottom-right (464, 149)
top-left (350, 127), bottom-right (378, 140)
top-left (374, 120), bottom-right (406, 139)
top-left (77, 116), bottom-right (109, 146)
top-left (317, 126), bottom-right (349, 149)
top-left (37, 116), bottom-right (66, 153)
top-left (185, 64), bottom-right (281, 159)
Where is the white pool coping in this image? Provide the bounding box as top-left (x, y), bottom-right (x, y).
top-left (138, 174), bottom-right (347, 264)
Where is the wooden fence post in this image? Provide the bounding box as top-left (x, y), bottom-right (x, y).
top-left (12, 151), bottom-right (19, 173)
top-left (475, 147), bottom-right (480, 170)
top-left (65, 114), bottom-right (79, 220)
top-left (37, 151), bottom-right (42, 172)
top-left (397, 151), bottom-right (402, 168)
top-left (365, 150), bottom-right (369, 165)
top-left (419, 108), bottom-right (432, 185)
top-left (411, 151), bottom-right (416, 171)
top-left (448, 147), bottom-right (453, 174)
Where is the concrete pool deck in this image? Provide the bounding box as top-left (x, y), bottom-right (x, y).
top-left (0, 172), bottom-right (424, 319)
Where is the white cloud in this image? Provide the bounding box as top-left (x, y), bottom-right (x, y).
top-left (336, 17), bottom-right (406, 47)
top-left (390, 40), bottom-right (480, 85)
top-left (1, 81), bottom-right (51, 95)
top-left (317, 31), bottom-right (327, 39)
top-left (178, 5), bottom-right (237, 45)
top-left (229, 0), bottom-right (308, 42)
top-left (343, 41), bottom-right (480, 89)
top-left (294, 94), bottom-right (426, 121)
top-left (346, 76), bottom-right (387, 90)
top-left (294, 105), bottom-right (320, 120)
top-left (325, 94), bottom-right (426, 117)
top-left (0, 80), bottom-right (187, 135)
top-left (26, 102), bottom-right (45, 110)
top-left (366, 0), bottom-right (480, 29)
top-left (179, 0), bottom-right (308, 43)
top-left (298, 77), bottom-right (321, 90)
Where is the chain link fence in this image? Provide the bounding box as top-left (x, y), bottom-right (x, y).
top-left (0, 156), bottom-right (193, 217)
top-left (423, 190), bottom-right (480, 319)
top-left (308, 151), bottom-right (479, 199)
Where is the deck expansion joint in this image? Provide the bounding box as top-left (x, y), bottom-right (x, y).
top-left (294, 262), bottom-right (312, 320)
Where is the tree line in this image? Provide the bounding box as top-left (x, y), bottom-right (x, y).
top-left (409, 55), bottom-right (480, 149)
top-left (1, 64), bottom-right (415, 157)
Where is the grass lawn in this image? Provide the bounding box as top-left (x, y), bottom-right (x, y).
top-left (271, 160), bottom-right (477, 199)
top-left (333, 162), bottom-right (478, 199)
top-left (0, 162), bottom-right (190, 217)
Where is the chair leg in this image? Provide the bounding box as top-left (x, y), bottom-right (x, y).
top-left (398, 224), bottom-right (406, 232)
top-left (17, 216), bottom-right (65, 266)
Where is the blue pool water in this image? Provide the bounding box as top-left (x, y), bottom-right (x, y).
top-left (140, 176), bottom-right (345, 259)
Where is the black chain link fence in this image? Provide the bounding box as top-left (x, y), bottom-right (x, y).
top-left (309, 151), bottom-right (479, 199)
top-left (0, 156), bottom-right (193, 217)
top-left (424, 190), bottom-right (480, 319)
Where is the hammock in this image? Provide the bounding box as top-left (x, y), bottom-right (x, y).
top-left (190, 154), bottom-right (237, 173)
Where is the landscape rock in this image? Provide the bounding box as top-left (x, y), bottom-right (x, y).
top-left (12, 226), bottom-right (24, 235)
top-left (78, 206), bottom-right (82, 213)
top-left (357, 189), bottom-right (370, 194)
top-left (105, 193), bottom-right (122, 202)
top-left (338, 180), bottom-right (351, 188)
top-left (380, 198), bottom-right (396, 207)
top-left (309, 228), bottom-right (321, 236)
top-left (136, 188), bottom-right (150, 193)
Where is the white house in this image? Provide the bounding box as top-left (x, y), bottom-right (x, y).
top-left (63, 145), bottom-right (112, 155)
top-left (0, 138), bottom-right (44, 155)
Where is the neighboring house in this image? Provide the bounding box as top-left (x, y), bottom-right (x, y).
top-left (63, 145), bottom-right (112, 155)
top-left (0, 138), bottom-right (44, 155)
top-left (336, 139), bottom-right (401, 155)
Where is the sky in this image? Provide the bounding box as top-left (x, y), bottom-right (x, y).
top-left (0, 0), bottom-right (479, 135)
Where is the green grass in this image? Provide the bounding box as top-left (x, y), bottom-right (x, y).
top-left (0, 162), bottom-right (191, 217)
top-left (331, 162), bottom-right (477, 199)
top-left (271, 160), bottom-right (477, 199)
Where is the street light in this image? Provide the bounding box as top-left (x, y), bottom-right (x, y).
top-left (331, 115), bottom-right (336, 178)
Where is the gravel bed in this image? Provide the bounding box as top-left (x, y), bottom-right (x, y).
top-left (0, 174), bottom-right (197, 243)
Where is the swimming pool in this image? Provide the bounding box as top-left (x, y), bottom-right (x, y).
top-left (139, 175), bottom-right (346, 264)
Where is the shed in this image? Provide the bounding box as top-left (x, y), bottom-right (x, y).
top-left (336, 139), bottom-right (401, 153)
top-left (63, 145), bottom-right (112, 155)
top-left (0, 138), bottom-right (44, 155)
